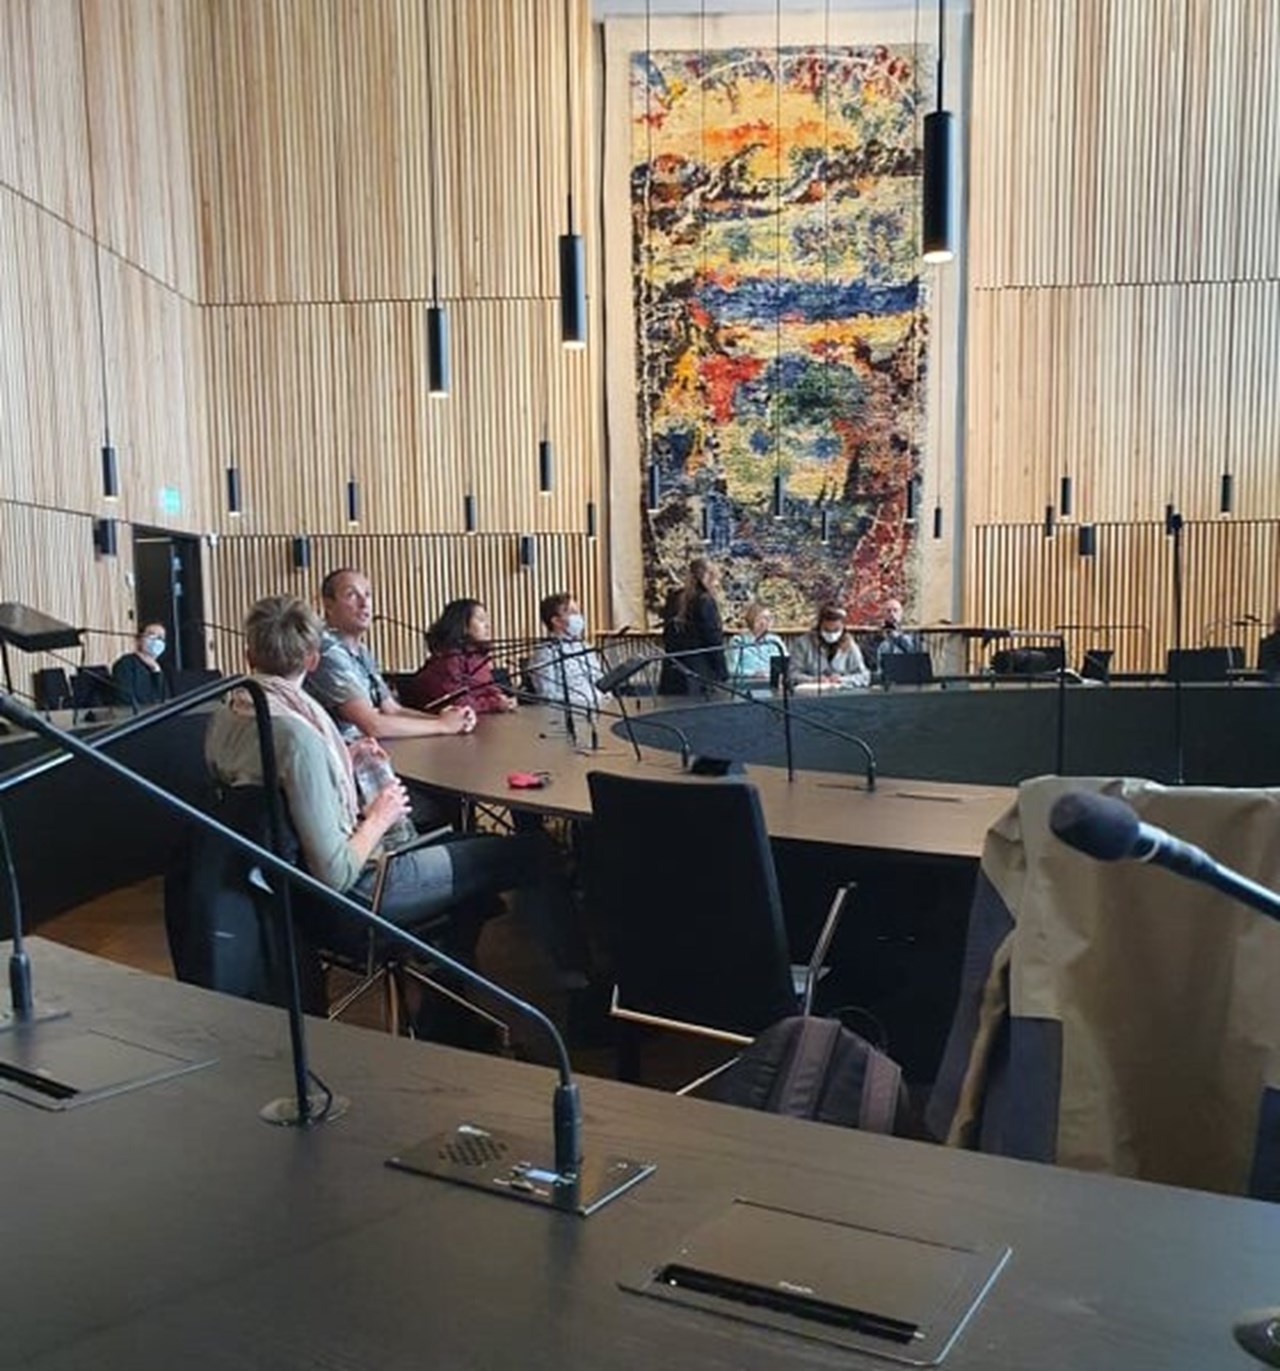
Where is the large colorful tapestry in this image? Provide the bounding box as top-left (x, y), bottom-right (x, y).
top-left (631, 42), bottom-right (929, 625)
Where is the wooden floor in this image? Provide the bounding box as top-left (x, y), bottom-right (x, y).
top-left (38, 879), bottom-right (724, 1089)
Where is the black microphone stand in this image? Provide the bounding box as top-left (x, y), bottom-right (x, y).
top-left (551, 638), bottom-right (580, 749)
top-left (0, 690), bottom-right (653, 1214)
top-left (0, 675), bottom-right (318, 1127)
top-left (666, 653), bottom-right (876, 791)
top-left (1166, 506), bottom-right (1186, 784)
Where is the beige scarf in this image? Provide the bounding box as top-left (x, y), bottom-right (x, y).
top-left (228, 674), bottom-right (360, 827)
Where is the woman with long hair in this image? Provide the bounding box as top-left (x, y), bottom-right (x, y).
top-left (402, 598), bottom-right (517, 714)
top-left (659, 557), bottom-right (727, 695)
top-left (790, 603), bottom-right (870, 688)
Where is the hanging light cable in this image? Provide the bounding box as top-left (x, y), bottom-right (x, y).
top-left (771, 0), bottom-right (785, 521)
top-left (424, 0), bottom-right (450, 396)
top-left (819, 0), bottom-right (835, 549)
top-left (697, 0), bottom-right (711, 546)
top-left (642, 0), bottom-right (660, 515)
top-left (559, 0), bottom-right (587, 347)
top-left (1220, 6), bottom-right (1248, 518)
top-left (921, 0), bottom-right (955, 262)
top-left (533, 13), bottom-right (554, 497)
top-left (79, 4), bottom-right (117, 505)
top-left (211, 26), bottom-right (241, 518)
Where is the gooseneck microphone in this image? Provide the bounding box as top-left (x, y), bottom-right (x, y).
top-left (607, 647), bottom-right (877, 791)
top-left (0, 687), bottom-right (653, 1214)
top-left (1048, 791), bottom-right (1280, 926)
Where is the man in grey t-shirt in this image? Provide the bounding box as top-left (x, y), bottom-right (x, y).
top-left (306, 568), bottom-right (475, 743)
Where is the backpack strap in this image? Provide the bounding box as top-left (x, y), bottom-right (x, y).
top-left (857, 1046), bottom-right (903, 1135)
top-left (770, 1016), bottom-right (842, 1116)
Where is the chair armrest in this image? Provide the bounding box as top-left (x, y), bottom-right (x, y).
top-left (800, 882), bottom-right (853, 1016)
top-left (368, 826), bottom-right (455, 910)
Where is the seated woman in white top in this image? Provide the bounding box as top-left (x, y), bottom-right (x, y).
top-left (790, 603), bottom-right (870, 688)
top-left (725, 602), bottom-right (787, 685)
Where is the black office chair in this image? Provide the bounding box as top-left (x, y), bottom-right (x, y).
top-left (166, 785), bottom-right (509, 1047)
top-left (1166, 647), bottom-right (1231, 683)
top-left (881, 651), bottom-right (934, 686)
top-left (1080, 648), bottom-right (1113, 683)
top-left (585, 771), bottom-right (850, 1083)
top-left (31, 667), bottom-right (72, 711)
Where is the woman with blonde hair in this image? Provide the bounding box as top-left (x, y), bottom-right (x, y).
top-left (659, 556), bottom-right (727, 694)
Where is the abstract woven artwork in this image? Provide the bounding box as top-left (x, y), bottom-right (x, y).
top-left (631, 42), bottom-right (929, 626)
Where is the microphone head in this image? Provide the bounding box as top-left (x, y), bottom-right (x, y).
top-left (1049, 790), bottom-right (1141, 862)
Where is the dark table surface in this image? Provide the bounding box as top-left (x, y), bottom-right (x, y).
top-left (2, 940), bottom-right (1274, 1370)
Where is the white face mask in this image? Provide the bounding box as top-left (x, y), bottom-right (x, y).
top-left (143, 636), bottom-right (166, 659)
top-left (564, 612), bottom-right (586, 639)
top-left (820, 629), bottom-right (843, 645)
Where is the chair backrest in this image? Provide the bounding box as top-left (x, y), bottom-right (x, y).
top-left (1080, 648), bottom-right (1113, 682)
top-left (586, 771), bottom-right (797, 1038)
top-left (31, 667), bottom-right (71, 711)
top-left (72, 665), bottom-right (112, 709)
top-left (882, 651), bottom-right (934, 686)
top-left (163, 785), bottom-right (326, 1013)
top-left (1166, 646), bottom-right (1230, 682)
top-left (928, 775), bottom-right (1280, 1198)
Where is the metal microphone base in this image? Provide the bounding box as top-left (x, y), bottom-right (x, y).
top-left (0, 1000), bottom-right (70, 1034)
top-left (259, 1092), bottom-right (351, 1127)
top-left (1236, 1311), bottom-right (1280, 1365)
top-left (388, 1122), bottom-right (654, 1216)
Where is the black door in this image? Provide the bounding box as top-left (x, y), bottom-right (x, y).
top-left (132, 528), bottom-right (206, 683)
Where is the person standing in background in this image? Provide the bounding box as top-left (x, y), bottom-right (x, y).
top-left (659, 557), bottom-right (727, 695)
top-left (111, 622), bottom-right (170, 709)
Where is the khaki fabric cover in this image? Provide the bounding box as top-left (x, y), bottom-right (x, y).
top-left (933, 775), bottom-right (1280, 1197)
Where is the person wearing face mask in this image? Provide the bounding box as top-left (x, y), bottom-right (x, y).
top-left (790, 603), bottom-right (870, 688)
top-left (726, 601), bottom-right (787, 685)
top-left (528, 591), bottom-right (603, 712)
top-left (111, 622), bottom-right (171, 709)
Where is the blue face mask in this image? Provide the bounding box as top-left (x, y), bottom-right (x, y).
top-left (565, 612), bottom-right (586, 639)
top-left (143, 636), bottom-right (166, 659)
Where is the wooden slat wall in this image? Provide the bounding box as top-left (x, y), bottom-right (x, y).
top-left (1, 0), bottom-right (209, 660)
top-left (2, 0), bottom-right (602, 656)
top-left (198, 0), bottom-right (604, 642)
top-left (969, 520), bottom-right (1280, 673)
top-left (207, 532), bottom-right (601, 675)
top-left (967, 0), bottom-right (1280, 670)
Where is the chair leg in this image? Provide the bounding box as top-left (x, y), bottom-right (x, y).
top-left (616, 1020), bottom-right (642, 1084)
top-left (327, 965), bottom-right (391, 1022)
top-left (399, 963), bottom-right (513, 1053)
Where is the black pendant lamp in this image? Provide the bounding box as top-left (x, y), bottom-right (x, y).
top-left (559, 0), bottom-right (587, 347)
top-left (424, 0), bottom-right (450, 395)
top-left (922, 0), bottom-right (955, 263)
top-left (291, 536), bottom-right (311, 571)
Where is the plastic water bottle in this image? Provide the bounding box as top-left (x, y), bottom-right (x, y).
top-left (352, 751), bottom-right (418, 850)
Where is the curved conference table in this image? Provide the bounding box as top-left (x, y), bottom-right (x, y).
top-left (387, 704), bottom-right (1016, 1083)
top-left (385, 703), bottom-right (1014, 863)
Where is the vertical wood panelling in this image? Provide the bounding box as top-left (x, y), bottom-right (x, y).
top-left (0, 0), bottom-right (92, 229)
top-left (82, 0), bottom-right (200, 297)
top-left (0, 502), bottom-right (136, 686)
top-left (969, 520), bottom-right (1280, 674)
top-left (968, 0), bottom-right (1280, 671)
top-left (3, 1), bottom-right (602, 655)
top-left (208, 533), bottom-right (600, 674)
